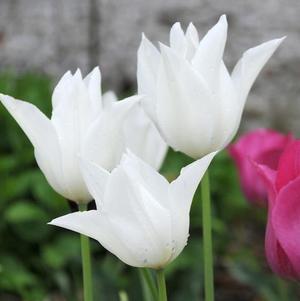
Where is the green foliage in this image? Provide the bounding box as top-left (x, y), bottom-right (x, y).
top-left (0, 72), bottom-right (299, 300)
top-left (0, 72), bottom-right (73, 301)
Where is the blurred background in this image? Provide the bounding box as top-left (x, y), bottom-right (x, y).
top-left (0, 0), bottom-right (300, 300)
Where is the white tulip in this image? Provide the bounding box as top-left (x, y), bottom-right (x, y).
top-left (49, 150), bottom-right (216, 268)
top-left (137, 15), bottom-right (284, 159)
top-left (0, 68), bottom-right (161, 203)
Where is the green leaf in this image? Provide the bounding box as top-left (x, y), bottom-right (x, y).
top-left (42, 234), bottom-right (80, 269)
top-left (5, 201), bottom-right (47, 223)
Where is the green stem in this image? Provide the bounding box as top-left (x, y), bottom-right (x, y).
top-left (277, 277), bottom-right (288, 301)
top-left (139, 268), bottom-right (158, 301)
top-left (156, 269), bottom-right (167, 301)
top-left (79, 204), bottom-right (94, 301)
top-left (201, 172), bottom-right (214, 301)
top-left (119, 290), bottom-right (129, 301)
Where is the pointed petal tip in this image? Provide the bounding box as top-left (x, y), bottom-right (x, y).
top-left (48, 214), bottom-right (71, 227)
top-left (47, 213), bottom-right (89, 235)
top-left (159, 41), bottom-right (169, 51)
top-left (91, 66), bottom-right (101, 73)
top-left (159, 42), bottom-right (178, 67)
top-left (275, 36), bottom-right (286, 44)
top-left (201, 150), bottom-right (219, 165)
top-left (140, 32), bottom-right (149, 43)
top-left (278, 35), bottom-right (286, 41)
top-left (47, 218), bottom-right (59, 227)
top-left (62, 70), bottom-right (72, 77)
top-left (253, 36), bottom-right (285, 52)
top-left (186, 22), bottom-right (196, 31)
top-left (138, 34), bottom-right (157, 52)
top-left (84, 66), bottom-right (101, 81)
top-left (159, 42), bottom-right (173, 58)
top-left (0, 92), bottom-right (11, 99)
top-left (218, 14), bottom-right (228, 29)
top-left (140, 33), bottom-right (155, 45)
top-left (74, 68), bottom-right (83, 79)
top-left (171, 21), bottom-right (182, 29)
top-left (0, 92), bottom-right (10, 102)
top-left (264, 36), bottom-right (286, 48)
top-left (0, 93), bottom-right (18, 110)
top-left (239, 36), bottom-right (285, 63)
top-left (219, 14), bottom-right (227, 22)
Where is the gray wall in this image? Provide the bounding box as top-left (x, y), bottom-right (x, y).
top-left (0, 0), bottom-right (300, 133)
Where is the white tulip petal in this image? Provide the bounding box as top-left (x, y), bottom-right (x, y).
top-left (212, 62), bottom-right (240, 149)
top-left (186, 23), bottom-right (199, 46)
top-left (157, 45), bottom-right (217, 158)
top-left (185, 23), bottom-right (199, 60)
top-left (82, 96), bottom-right (139, 171)
top-left (49, 211), bottom-right (141, 267)
top-left (169, 151), bottom-right (217, 212)
top-left (0, 94), bottom-right (52, 149)
top-left (137, 34), bottom-right (160, 97)
top-left (0, 94), bottom-right (66, 197)
top-left (123, 105), bottom-right (167, 170)
top-left (168, 151), bottom-right (217, 258)
top-left (192, 15), bottom-right (227, 90)
top-left (102, 166), bottom-right (172, 268)
top-left (232, 37), bottom-right (285, 105)
top-left (137, 34), bottom-right (161, 123)
top-left (52, 71), bottom-right (95, 139)
top-left (169, 22), bottom-right (187, 56)
top-left (51, 73), bottom-right (93, 201)
top-left (102, 90), bottom-right (118, 108)
top-left (101, 166), bottom-right (141, 218)
top-left (84, 67), bottom-right (102, 109)
top-left (120, 150), bottom-right (169, 206)
top-left (80, 158), bottom-right (110, 208)
top-left (52, 71), bottom-right (73, 108)
top-left (74, 68), bottom-right (83, 80)
top-left (131, 184), bottom-right (173, 267)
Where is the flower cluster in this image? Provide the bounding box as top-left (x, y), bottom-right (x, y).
top-left (0, 14), bottom-right (285, 297)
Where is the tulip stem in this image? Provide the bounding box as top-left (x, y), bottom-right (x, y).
top-left (201, 171), bottom-right (214, 301)
top-left (156, 269), bottom-right (167, 301)
top-left (139, 268), bottom-right (158, 301)
top-left (277, 277), bottom-right (289, 301)
top-left (79, 204), bottom-right (94, 301)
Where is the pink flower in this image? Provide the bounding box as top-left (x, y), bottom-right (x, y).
top-left (256, 141), bottom-right (300, 279)
top-left (229, 129), bottom-right (292, 206)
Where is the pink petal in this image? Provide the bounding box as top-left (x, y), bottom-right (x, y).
top-left (255, 149), bottom-right (284, 170)
top-left (272, 175), bottom-right (300, 278)
top-left (265, 216), bottom-right (297, 279)
top-left (252, 162), bottom-right (277, 206)
top-left (276, 140), bottom-right (300, 191)
top-left (229, 129), bottom-right (291, 205)
top-left (231, 129), bottom-right (292, 163)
